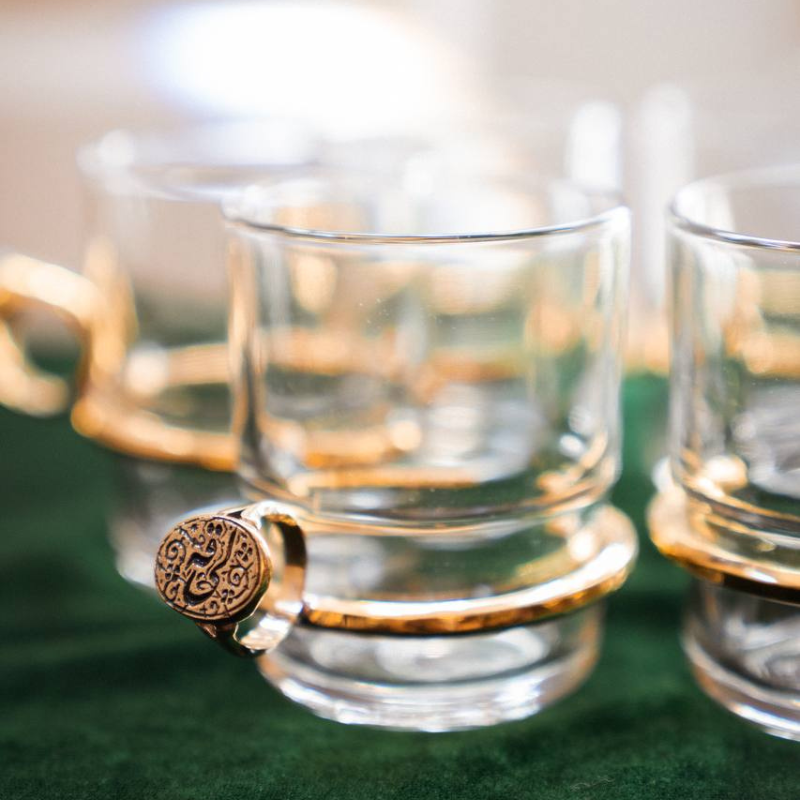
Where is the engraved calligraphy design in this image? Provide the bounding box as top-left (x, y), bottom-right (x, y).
top-left (155, 515), bottom-right (269, 622)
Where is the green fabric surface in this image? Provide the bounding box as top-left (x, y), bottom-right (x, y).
top-left (1, 376), bottom-right (798, 799)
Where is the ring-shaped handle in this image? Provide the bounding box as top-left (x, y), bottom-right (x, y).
top-left (155, 502), bottom-right (636, 652)
top-left (155, 505), bottom-right (307, 657)
top-left (0, 252), bottom-right (98, 416)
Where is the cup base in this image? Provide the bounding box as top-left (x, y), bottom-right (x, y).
top-left (684, 579), bottom-right (800, 742)
top-left (258, 604), bottom-right (602, 731)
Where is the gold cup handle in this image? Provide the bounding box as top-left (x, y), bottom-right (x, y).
top-left (155, 504), bottom-right (308, 657)
top-left (155, 502), bottom-right (637, 656)
top-left (0, 252), bottom-right (98, 417)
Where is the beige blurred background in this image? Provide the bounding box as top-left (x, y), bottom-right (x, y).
top-left (2, 0), bottom-right (800, 275)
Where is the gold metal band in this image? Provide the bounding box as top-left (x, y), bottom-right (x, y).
top-left (301, 519), bottom-right (634, 635)
top-left (71, 341), bottom-right (237, 471)
top-left (155, 506), bottom-right (306, 657)
top-left (648, 486), bottom-right (800, 606)
top-left (154, 503), bottom-right (636, 655)
top-left (72, 391), bottom-right (236, 472)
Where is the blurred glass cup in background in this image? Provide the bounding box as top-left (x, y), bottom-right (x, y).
top-left (0, 121), bottom-right (318, 586)
top-left (649, 166), bottom-right (800, 741)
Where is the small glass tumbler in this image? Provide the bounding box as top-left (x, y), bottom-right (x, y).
top-left (156, 169), bottom-right (637, 730)
top-left (0, 121), bottom-right (317, 586)
top-left (649, 166), bottom-right (800, 740)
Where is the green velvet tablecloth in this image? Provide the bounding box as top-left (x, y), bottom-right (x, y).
top-left (2, 377), bottom-right (798, 799)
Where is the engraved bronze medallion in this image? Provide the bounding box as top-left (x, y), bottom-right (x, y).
top-left (155, 514), bottom-right (270, 623)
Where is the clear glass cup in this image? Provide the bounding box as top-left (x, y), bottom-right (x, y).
top-left (157, 168), bottom-right (637, 731)
top-left (649, 166), bottom-right (800, 740)
top-left (0, 121), bottom-right (318, 586)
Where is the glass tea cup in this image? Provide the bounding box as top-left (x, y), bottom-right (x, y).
top-left (154, 168), bottom-right (638, 731)
top-left (0, 121), bottom-right (318, 586)
top-left (649, 166), bottom-right (800, 740)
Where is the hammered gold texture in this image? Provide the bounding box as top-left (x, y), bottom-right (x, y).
top-left (155, 515), bottom-right (268, 622)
